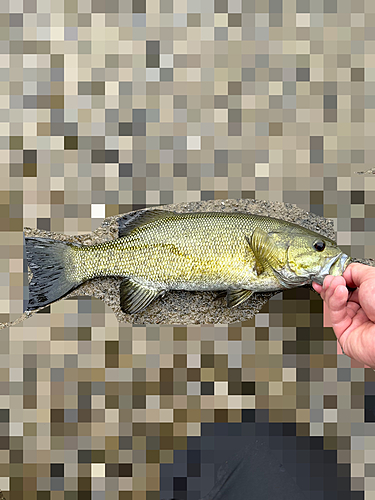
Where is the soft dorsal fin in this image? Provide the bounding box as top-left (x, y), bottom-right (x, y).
top-left (246, 228), bottom-right (283, 273)
top-left (118, 209), bottom-right (176, 238)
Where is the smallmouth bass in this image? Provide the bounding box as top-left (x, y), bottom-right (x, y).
top-left (25, 210), bottom-right (351, 315)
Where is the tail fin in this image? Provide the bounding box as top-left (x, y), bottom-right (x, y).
top-left (25, 237), bottom-right (81, 311)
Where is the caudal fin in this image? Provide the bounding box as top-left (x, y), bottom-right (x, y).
top-left (25, 237), bottom-right (81, 311)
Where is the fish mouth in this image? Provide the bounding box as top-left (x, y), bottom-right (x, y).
top-left (313, 253), bottom-right (351, 286)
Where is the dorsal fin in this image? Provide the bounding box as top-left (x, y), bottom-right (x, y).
top-left (118, 209), bottom-right (176, 238)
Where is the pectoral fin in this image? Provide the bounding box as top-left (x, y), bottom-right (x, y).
top-left (227, 289), bottom-right (254, 308)
top-left (246, 228), bottom-right (283, 273)
top-left (120, 278), bottom-right (164, 314)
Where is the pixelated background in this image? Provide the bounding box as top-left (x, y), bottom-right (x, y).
top-left (1, 0), bottom-right (375, 498)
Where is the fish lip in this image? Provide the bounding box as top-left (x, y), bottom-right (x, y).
top-left (331, 252), bottom-right (351, 275)
top-left (321, 253), bottom-right (342, 275)
top-left (313, 252), bottom-right (351, 286)
top-left (340, 254), bottom-right (352, 271)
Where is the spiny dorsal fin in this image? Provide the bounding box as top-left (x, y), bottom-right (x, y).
top-left (118, 209), bottom-right (176, 238)
top-left (227, 289), bottom-right (254, 308)
top-left (120, 278), bottom-right (165, 314)
top-left (246, 228), bottom-right (283, 273)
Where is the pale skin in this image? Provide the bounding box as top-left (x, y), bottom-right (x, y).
top-left (312, 263), bottom-right (375, 369)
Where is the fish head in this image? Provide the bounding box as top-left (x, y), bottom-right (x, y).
top-left (248, 226), bottom-right (351, 288)
top-left (284, 230), bottom-right (351, 286)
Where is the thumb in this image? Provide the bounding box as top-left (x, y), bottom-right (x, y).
top-left (343, 263), bottom-right (375, 289)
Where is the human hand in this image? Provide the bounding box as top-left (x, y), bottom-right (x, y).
top-left (312, 263), bottom-right (375, 368)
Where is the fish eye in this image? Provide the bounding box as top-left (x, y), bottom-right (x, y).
top-left (313, 240), bottom-right (325, 252)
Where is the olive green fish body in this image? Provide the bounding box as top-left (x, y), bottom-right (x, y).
top-left (24, 210), bottom-right (351, 314)
top-left (74, 213), bottom-right (284, 291)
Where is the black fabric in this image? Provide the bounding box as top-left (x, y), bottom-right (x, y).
top-left (202, 436), bottom-right (307, 500)
top-left (160, 418), bottom-right (363, 500)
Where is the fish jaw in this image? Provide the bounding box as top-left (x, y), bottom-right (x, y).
top-left (271, 265), bottom-right (311, 289)
top-left (330, 253), bottom-right (352, 276)
top-left (312, 253), bottom-right (351, 286)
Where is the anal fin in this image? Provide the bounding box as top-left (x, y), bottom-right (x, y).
top-left (120, 278), bottom-right (164, 314)
top-left (227, 289), bottom-right (254, 308)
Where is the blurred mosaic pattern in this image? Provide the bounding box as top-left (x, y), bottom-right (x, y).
top-left (1, 0), bottom-right (375, 498)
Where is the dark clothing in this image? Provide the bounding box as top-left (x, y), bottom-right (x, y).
top-left (160, 419), bottom-right (363, 500)
top-left (202, 436), bottom-right (307, 500)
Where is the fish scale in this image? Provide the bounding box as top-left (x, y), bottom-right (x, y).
top-left (24, 210), bottom-right (351, 315)
top-left (73, 212), bottom-right (275, 289)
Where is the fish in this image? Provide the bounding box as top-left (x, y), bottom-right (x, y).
top-left (24, 209), bottom-right (352, 315)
